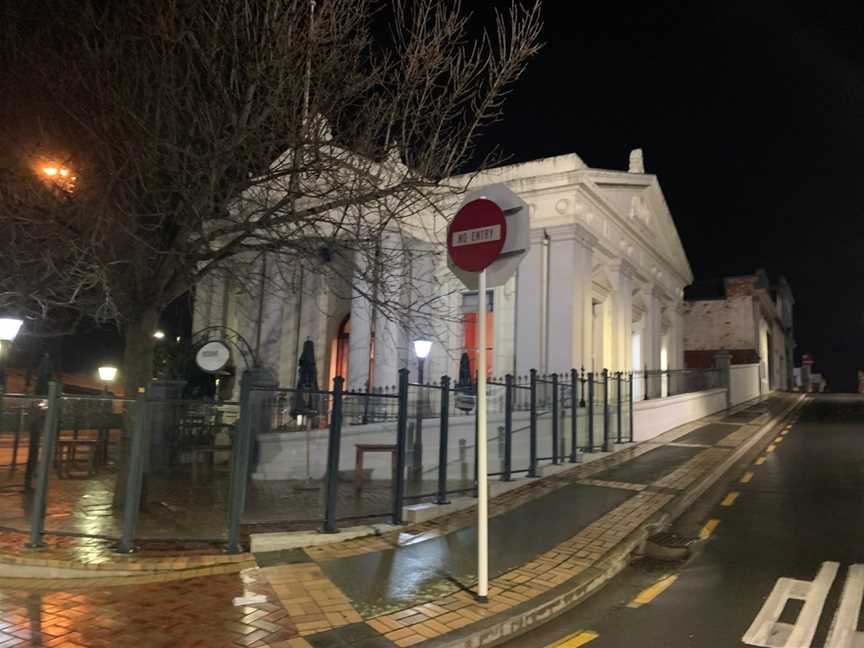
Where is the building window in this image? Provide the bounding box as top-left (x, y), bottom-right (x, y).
top-left (462, 291), bottom-right (494, 378)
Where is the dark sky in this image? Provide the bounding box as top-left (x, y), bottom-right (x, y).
top-left (474, 1), bottom-right (864, 390)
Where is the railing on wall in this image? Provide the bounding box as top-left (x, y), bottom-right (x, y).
top-left (14, 365), bottom-right (721, 553)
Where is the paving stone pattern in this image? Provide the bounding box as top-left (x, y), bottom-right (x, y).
top-left (0, 396), bottom-right (794, 648)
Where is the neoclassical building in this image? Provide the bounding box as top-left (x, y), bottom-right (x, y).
top-left (193, 149), bottom-right (693, 392)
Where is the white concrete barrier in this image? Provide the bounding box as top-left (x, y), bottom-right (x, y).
top-left (730, 363), bottom-right (761, 406)
top-left (633, 388), bottom-right (727, 442)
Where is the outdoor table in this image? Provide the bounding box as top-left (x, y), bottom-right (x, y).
top-left (191, 445), bottom-right (232, 482)
top-left (55, 439), bottom-right (100, 478)
top-left (354, 443), bottom-right (397, 492)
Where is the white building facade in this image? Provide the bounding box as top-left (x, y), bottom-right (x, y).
top-left (193, 150), bottom-right (693, 392)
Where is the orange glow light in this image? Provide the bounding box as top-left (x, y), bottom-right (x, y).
top-left (43, 166), bottom-right (58, 176)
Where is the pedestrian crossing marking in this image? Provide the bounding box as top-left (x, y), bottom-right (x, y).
top-left (699, 518), bottom-right (720, 539)
top-left (721, 491), bottom-right (740, 507)
top-left (774, 437), bottom-right (784, 443)
top-left (743, 561), bottom-right (839, 647)
top-left (825, 564), bottom-right (864, 648)
top-left (547, 630), bottom-right (599, 647)
top-left (756, 457), bottom-right (767, 465)
top-left (741, 471), bottom-right (754, 484)
top-left (766, 444), bottom-right (777, 453)
top-left (627, 575), bottom-right (678, 608)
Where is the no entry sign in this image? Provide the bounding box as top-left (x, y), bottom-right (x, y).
top-left (447, 199), bottom-right (507, 272)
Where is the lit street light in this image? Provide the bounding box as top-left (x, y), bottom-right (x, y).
top-left (98, 366), bottom-right (118, 394)
top-left (0, 318), bottom-right (24, 392)
top-left (153, 330), bottom-right (166, 340)
top-left (411, 339), bottom-right (433, 480)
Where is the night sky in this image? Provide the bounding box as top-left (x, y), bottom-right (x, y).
top-left (25, 2), bottom-right (864, 390)
top-left (474, 1), bottom-right (864, 391)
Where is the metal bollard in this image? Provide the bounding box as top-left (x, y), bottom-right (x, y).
top-left (323, 377), bottom-right (344, 534)
top-left (503, 375), bottom-right (513, 481)
top-left (118, 389), bottom-right (152, 554)
top-left (393, 369), bottom-right (409, 525)
top-left (570, 369), bottom-right (579, 462)
top-left (437, 376), bottom-right (451, 505)
top-left (225, 372), bottom-right (256, 554)
top-left (616, 371), bottom-right (623, 444)
top-left (587, 373), bottom-right (595, 451)
top-left (529, 369), bottom-right (537, 477)
top-left (602, 369), bottom-right (611, 452)
top-left (27, 382), bottom-right (62, 548)
top-left (551, 373), bottom-right (559, 464)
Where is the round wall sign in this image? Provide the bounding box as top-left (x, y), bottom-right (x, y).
top-left (195, 340), bottom-right (232, 374)
top-left (447, 198), bottom-right (507, 272)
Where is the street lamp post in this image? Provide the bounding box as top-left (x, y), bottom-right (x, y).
top-left (0, 318), bottom-right (24, 393)
top-left (412, 339), bottom-right (433, 481)
top-left (96, 366), bottom-right (117, 464)
top-left (98, 366), bottom-right (118, 395)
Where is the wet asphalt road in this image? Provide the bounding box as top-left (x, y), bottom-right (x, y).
top-left (504, 395), bottom-right (864, 648)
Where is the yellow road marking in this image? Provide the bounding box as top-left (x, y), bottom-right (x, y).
top-left (774, 436), bottom-right (784, 443)
top-left (546, 630), bottom-right (599, 647)
top-left (755, 456), bottom-right (767, 465)
top-left (741, 471), bottom-right (754, 484)
top-left (721, 491), bottom-right (740, 507)
top-left (627, 575), bottom-right (679, 608)
top-left (766, 444), bottom-right (776, 453)
top-left (700, 518), bottom-right (720, 540)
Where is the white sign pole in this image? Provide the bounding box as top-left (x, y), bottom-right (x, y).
top-left (477, 268), bottom-right (489, 602)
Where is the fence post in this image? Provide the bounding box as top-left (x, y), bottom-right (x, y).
top-left (616, 371), bottom-right (623, 444)
top-left (603, 369), bottom-right (612, 452)
top-left (528, 369), bottom-right (537, 477)
top-left (11, 408), bottom-right (23, 471)
top-left (569, 369), bottom-right (578, 462)
top-left (118, 389), bottom-right (151, 553)
top-left (437, 376), bottom-right (451, 504)
top-left (393, 368), bottom-right (409, 525)
top-left (323, 377), bottom-right (344, 534)
top-left (503, 374), bottom-right (513, 481)
top-left (579, 368), bottom-right (586, 407)
top-left (629, 372), bottom-right (635, 442)
top-left (643, 365), bottom-right (649, 400)
top-left (587, 373), bottom-right (595, 451)
top-left (225, 372), bottom-right (255, 554)
top-left (27, 382), bottom-right (61, 548)
top-left (551, 373), bottom-right (559, 464)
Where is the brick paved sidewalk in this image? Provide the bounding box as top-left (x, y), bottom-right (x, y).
top-left (0, 395), bottom-right (800, 648)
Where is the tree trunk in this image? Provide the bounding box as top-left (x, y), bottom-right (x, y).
top-left (112, 310), bottom-right (159, 509)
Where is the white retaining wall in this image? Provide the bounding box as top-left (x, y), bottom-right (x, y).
top-left (730, 363), bottom-right (761, 406)
top-left (633, 388), bottom-right (727, 442)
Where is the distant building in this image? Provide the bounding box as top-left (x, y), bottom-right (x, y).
top-left (683, 270), bottom-right (794, 392)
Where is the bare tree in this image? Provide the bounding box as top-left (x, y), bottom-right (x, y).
top-left (0, 0), bottom-right (542, 394)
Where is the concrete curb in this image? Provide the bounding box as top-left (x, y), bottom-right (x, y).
top-left (423, 395), bottom-right (805, 648)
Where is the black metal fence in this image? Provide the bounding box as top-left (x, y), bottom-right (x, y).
top-left (11, 364), bottom-right (719, 552)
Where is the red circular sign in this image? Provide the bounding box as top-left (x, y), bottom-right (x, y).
top-left (447, 199), bottom-right (507, 272)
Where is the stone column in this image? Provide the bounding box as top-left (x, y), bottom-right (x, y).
top-left (348, 256), bottom-right (374, 392)
top-left (545, 224), bottom-right (596, 374)
top-left (515, 228), bottom-right (547, 373)
top-left (610, 261), bottom-right (636, 372)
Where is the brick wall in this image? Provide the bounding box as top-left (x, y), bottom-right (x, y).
top-left (683, 295), bottom-right (755, 351)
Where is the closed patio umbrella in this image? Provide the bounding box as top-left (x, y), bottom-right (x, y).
top-left (292, 339), bottom-right (320, 489)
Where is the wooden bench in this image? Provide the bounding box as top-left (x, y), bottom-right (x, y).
top-left (354, 443), bottom-right (397, 492)
top-left (55, 439), bottom-right (100, 478)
